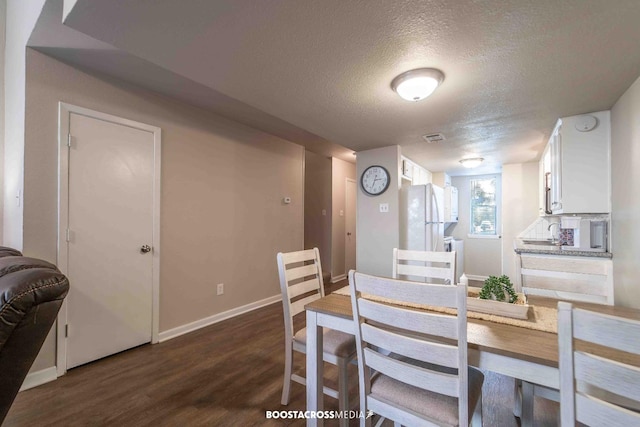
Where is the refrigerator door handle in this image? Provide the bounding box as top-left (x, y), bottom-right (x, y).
top-left (431, 191), bottom-right (440, 251)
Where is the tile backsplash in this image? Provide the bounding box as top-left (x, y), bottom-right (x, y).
top-left (518, 217), bottom-right (560, 240)
top-left (518, 214), bottom-right (610, 243)
top-left (558, 228), bottom-right (574, 246)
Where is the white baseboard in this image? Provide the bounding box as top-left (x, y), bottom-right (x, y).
top-left (466, 274), bottom-right (489, 282)
top-left (330, 274), bottom-right (347, 283)
top-left (20, 366), bottom-right (58, 392)
top-left (158, 294), bottom-right (282, 343)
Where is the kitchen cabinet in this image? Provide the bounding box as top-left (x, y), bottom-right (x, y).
top-left (539, 145), bottom-right (551, 215)
top-left (548, 111), bottom-right (610, 214)
top-left (400, 156), bottom-right (430, 185)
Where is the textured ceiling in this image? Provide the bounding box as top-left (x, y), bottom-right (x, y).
top-left (37, 0), bottom-right (640, 174)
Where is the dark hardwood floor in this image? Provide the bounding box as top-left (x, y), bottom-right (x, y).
top-left (6, 279), bottom-right (558, 426)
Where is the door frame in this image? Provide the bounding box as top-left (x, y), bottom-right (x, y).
top-left (344, 178), bottom-right (357, 273)
top-left (56, 102), bottom-right (162, 377)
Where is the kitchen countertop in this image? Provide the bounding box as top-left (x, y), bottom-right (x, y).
top-left (514, 240), bottom-right (613, 258)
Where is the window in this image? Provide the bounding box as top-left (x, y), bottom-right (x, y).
top-left (469, 176), bottom-right (500, 237)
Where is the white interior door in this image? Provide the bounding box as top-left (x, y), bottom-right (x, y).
top-left (345, 179), bottom-right (357, 272)
top-left (65, 111), bottom-right (156, 369)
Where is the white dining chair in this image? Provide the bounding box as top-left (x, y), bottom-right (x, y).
top-left (515, 254), bottom-right (613, 305)
top-left (276, 248), bottom-right (356, 423)
top-left (349, 270), bottom-right (483, 427)
top-left (558, 301), bottom-right (640, 426)
top-left (392, 248), bottom-right (456, 285)
top-left (515, 255), bottom-right (613, 423)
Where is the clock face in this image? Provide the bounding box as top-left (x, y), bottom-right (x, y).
top-left (361, 166), bottom-right (390, 196)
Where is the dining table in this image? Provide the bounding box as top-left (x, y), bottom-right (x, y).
top-left (304, 288), bottom-right (640, 427)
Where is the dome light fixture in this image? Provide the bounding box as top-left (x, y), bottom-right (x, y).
top-left (391, 68), bottom-right (445, 102)
top-left (459, 157), bottom-right (484, 168)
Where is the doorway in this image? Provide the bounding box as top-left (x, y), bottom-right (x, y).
top-left (56, 103), bottom-right (161, 374)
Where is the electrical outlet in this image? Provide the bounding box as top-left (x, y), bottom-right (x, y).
top-left (217, 283), bottom-right (224, 296)
top-left (379, 203), bottom-right (389, 213)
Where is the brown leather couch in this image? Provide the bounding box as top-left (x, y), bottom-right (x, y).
top-left (0, 247), bottom-right (69, 423)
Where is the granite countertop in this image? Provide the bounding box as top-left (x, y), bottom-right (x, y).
top-left (514, 240), bottom-right (613, 259)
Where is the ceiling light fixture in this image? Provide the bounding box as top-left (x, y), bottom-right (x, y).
top-left (391, 68), bottom-right (445, 102)
top-left (459, 158), bottom-right (484, 168)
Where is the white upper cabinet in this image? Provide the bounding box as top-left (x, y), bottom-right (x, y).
top-left (549, 111), bottom-right (611, 214)
top-left (539, 144), bottom-right (551, 215)
top-left (400, 156), bottom-right (431, 185)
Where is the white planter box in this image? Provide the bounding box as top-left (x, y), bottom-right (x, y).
top-left (467, 287), bottom-right (530, 320)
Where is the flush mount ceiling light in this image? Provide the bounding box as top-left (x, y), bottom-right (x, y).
top-left (459, 157), bottom-right (484, 168)
top-left (391, 68), bottom-right (445, 102)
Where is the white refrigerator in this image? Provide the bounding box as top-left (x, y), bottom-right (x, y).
top-left (401, 183), bottom-right (446, 252)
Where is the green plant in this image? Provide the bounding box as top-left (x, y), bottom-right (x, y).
top-left (478, 275), bottom-right (518, 303)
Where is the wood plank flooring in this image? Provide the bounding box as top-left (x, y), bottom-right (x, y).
top-left (5, 279), bottom-right (559, 426)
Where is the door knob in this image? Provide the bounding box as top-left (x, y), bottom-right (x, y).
top-left (347, 232), bottom-right (352, 236)
top-left (140, 245), bottom-right (152, 254)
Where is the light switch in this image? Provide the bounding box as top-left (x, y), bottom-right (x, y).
top-left (380, 203), bottom-right (389, 213)
top-left (322, 209), bottom-right (327, 216)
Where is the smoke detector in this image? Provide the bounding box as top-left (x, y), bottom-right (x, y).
top-left (422, 133), bottom-right (446, 143)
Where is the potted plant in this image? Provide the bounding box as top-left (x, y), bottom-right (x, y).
top-left (478, 275), bottom-right (519, 304)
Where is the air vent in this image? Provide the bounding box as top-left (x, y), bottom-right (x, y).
top-left (422, 133), bottom-right (445, 143)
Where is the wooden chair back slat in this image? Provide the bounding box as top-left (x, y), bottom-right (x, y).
top-left (361, 323), bottom-right (459, 369)
top-left (358, 299), bottom-right (459, 340)
top-left (393, 248), bottom-right (456, 285)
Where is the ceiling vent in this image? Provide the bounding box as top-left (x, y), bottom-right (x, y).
top-left (422, 133), bottom-right (445, 143)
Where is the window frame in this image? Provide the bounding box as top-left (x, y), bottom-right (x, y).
top-left (467, 174), bottom-right (501, 239)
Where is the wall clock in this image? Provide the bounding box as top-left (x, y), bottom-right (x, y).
top-left (361, 165), bottom-right (390, 196)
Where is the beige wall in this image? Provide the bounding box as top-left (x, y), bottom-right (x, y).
top-left (0, 0), bottom-right (5, 243)
top-left (356, 145), bottom-right (401, 278)
top-left (450, 174), bottom-right (502, 278)
top-left (24, 50), bottom-right (304, 369)
top-left (3, 0), bottom-right (46, 249)
top-left (304, 151), bottom-right (332, 277)
top-left (501, 162), bottom-right (539, 280)
top-left (611, 75), bottom-right (640, 309)
top-left (330, 157), bottom-right (355, 280)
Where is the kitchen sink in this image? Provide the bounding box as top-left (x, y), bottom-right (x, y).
top-left (521, 239), bottom-right (558, 246)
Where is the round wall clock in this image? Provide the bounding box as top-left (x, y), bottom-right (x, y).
top-left (361, 165), bottom-right (390, 196)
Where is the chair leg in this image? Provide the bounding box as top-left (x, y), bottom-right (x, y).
top-left (513, 378), bottom-right (522, 418)
top-left (337, 357), bottom-right (349, 427)
top-left (471, 392), bottom-right (483, 427)
top-left (281, 343), bottom-right (293, 405)
top-left (521, 381), bottom-right (534, 427)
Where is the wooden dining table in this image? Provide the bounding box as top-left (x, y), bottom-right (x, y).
top-left (304, 290), bottom-right (640, 427)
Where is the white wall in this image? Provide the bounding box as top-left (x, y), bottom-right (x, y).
top-left (356, 145), bottom-right (401, 278)
top-left (3, 0), bottom-right (46, 248)
top-left (450, 174), bottom-right (503, 278)
top-left (611, 75), bottom-right (640, 309)
top-left (501, 163), bottom-right (539, 280)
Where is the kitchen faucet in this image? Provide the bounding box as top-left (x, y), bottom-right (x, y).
top-left (548, 222), bottom-right (560, 244)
